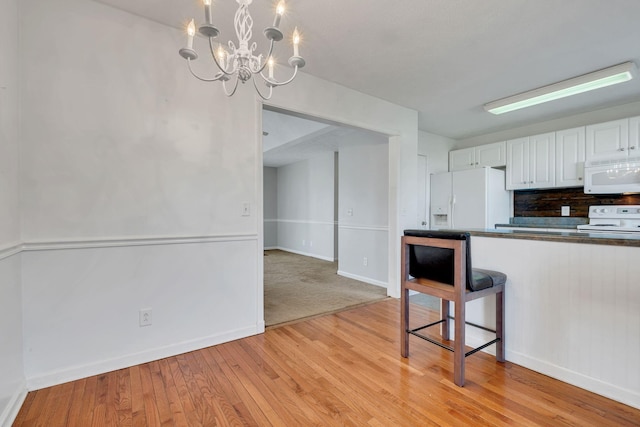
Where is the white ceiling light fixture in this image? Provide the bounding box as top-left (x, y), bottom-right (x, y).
top-left (178, 0), bottom-right (305, 100)
top-left (484, 62), bottom-right (636, 115)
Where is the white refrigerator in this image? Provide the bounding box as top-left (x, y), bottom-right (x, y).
top-left (430, 167), bottom-right (509, 230)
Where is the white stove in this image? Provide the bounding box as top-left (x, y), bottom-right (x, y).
top-left (577, 205), bottom-right (640, 233)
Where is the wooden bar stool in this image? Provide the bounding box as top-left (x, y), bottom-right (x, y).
top-left (400, 230), bottom-right (506, 386)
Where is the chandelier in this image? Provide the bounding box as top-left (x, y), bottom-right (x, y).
top-left (178, 0), bottom-right (305, 100)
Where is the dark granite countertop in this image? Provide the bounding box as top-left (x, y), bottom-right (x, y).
top-left (457, 228), bottom-right (640, 247)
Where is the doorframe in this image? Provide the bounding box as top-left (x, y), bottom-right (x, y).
top-left (255, 98), bottom-right (405, 330)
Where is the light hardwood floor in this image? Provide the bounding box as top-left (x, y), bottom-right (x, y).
top-left (14, 299), bottom-right (640, 426)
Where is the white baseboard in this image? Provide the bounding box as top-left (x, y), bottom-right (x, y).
top-left (337, 270), bottom-right (387, 288)
top-left (507, 350), bottom-right (640, 410)
top-left (263, 246), bottom-right (278, 250)
top-left (26, 324), bottom-right (261, 391)
top-left (274, 247), bottom-right (335, 262)
top-left (0, 381), bottom-right (27, 427)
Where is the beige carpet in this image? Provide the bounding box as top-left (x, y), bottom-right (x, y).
top-left (264, 250), bottom-right (388, 327)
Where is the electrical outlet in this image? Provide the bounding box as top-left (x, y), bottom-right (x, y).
top-left (561, 206), bottom-right (570, 216)
top-left (139, 308), bottom-right (152, 327)
top-left (302, 239), bottom-right (306, 246)
top-left (363, 257), bottom-right (368, 266)
top-left (309, 240), bottom-right (313, 247)
top-left (347, 208), bottom-right (353, 216)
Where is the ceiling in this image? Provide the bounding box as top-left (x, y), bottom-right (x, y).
top-left (95, 0), bottom-right (640, 140)
top-left (261, 110), bottom-right (387, 167)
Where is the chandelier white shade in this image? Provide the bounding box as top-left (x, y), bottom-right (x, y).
top-left (484, 62), bottom-right (636, 115)
top-left (179, 0), bottom-right (305, 100)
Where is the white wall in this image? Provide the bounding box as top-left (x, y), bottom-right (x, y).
top-left (276, 153), bottom-right (336, 260)
top-left (338, 135), bottom-right (389, 286)
top-left (418, 130), bottom-right (456, 174)
top-left (19, 0), bottom-right (261, 389)
top-left (263, 167), bottom-right (278, 249)
top-left (13, 0), bottom-right (418, 399)
top-left (0, 0), bottom-right (26, 423)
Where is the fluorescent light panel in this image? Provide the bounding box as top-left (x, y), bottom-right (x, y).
top-left (484, 62), bottom-right (636, 115)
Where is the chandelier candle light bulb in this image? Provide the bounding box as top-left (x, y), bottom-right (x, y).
top-left (293, 27), bottom-right (300, 57)
top-left (203, 0), bottom-right (212, 24)
top-left (217, 46), bottom-right (226, 69)
top-left (187, 19), bottom-right (195, 49)
top-left (274, 1), bottom-right (285, 27)
top-left (268, 57), bottom-right (274, 79)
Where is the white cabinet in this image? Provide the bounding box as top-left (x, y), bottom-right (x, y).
top-left (628, 116), bottom-right (640, 158)
top-left (556, 127), bottom-right (586, 187)
top-left (449, 147), bottom-right (476, 171)
top-left (585, 118), bottom-right (630, 162)
top-left (449, 141), bottom-right (506, 171)
top-left (506, 133), bottom-right (555, 190)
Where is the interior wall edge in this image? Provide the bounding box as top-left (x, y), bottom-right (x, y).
top-left (0, 382), bottom-right (27, 427)
top-left (0, 243), bottom-right (22, 261)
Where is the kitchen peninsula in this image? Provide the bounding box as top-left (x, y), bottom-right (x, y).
top-left (459, 229), bottom-right (639, 409)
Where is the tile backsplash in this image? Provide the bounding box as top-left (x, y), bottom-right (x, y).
top-left (514, 188), bottom-right (640, 217)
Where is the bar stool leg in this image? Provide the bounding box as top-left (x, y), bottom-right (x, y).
top-left (496, 289), bottom-right (505, 363)
top-left (401, 286), bottom-right (409, 358)
top-left (454, 299), bottom-right (466, 386)
top-left (441, 299), bottom-right (450, 341)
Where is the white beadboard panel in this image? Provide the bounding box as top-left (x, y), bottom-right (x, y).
top-left (470, 236), bottom-right (640, 409)
top-left (21, 239), bottom-right (260, 389)
top-left (277, 220), bottom-right (336, 261)
top-left (338, 227), bottom-right (388, 291)
top-left (0, 254), bottom-right (25, 426)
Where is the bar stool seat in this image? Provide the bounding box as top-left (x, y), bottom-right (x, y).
top-left (401, 229), bottom-right (506, 386)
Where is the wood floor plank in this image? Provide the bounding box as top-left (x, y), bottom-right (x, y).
top-left (138, 362), bottom-right (162, 426)
top-left (156, 358), bottom-right (190, 427)
top-left (128, 365), bottom-right (147, 427)
top-left (11, 299), bottom-right (640, 426)
top-left (114, 368), bottom-right (132, 426)
top-left (167, 356), bottom-right (202, 427)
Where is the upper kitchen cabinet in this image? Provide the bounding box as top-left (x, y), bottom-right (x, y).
top-left (506, 133), bottom-right (555, 190)
top-left (449, 141), bottom-right (506, 171)
top-left (585, 118), bottom-right (633, 162)
top-left (555, 127), bottom-right (586, 187)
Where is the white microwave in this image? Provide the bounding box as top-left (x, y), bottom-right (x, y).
top-left (584, 159), bottom-right (640, 194)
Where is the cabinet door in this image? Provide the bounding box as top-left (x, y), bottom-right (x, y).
top-left (628, 116), bottom-right (640, 157)
top-left (555, 127), bottom-right (585, 187)
top-left (506, 137), bottom-right (529, 190)
top-left (476, 141), bottom-right (506, 168)
top-left (449, 147), bottom-right (475, 171)
top-left (529, 132), bottom-right (556, 188)
top-left (586, 118), bottom-right (629, 162)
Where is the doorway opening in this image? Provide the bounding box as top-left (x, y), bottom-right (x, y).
top-left (262, 107), bottom-right (390, 327)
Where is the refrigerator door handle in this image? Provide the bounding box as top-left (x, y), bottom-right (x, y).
top-left (450, 195), bottom-right (456, 228)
